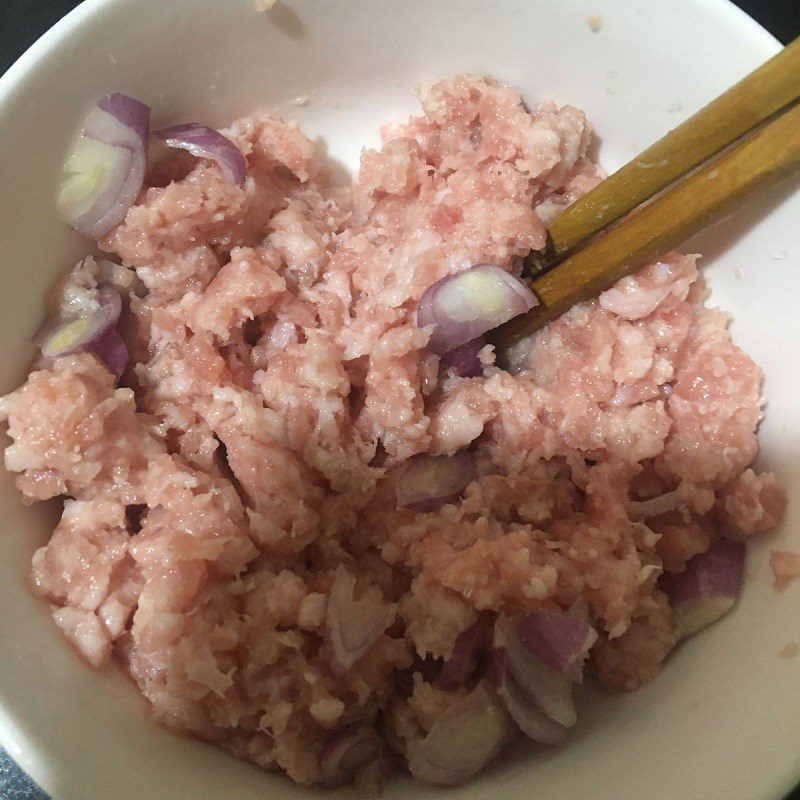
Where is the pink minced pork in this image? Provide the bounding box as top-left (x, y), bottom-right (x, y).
top-left (0, 75), bottom-right (786, 786)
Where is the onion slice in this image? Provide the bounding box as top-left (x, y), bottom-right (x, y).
top-left (496, 616), bottom-right (577, 728)
top-left (439, 336), bottom-right (487, 378)
top-left (491, 650), bottom-right (568, 744)
top-left (325, 568), bottom-right (391, 673)
top-left (516, 609), bottom-right (597, 682)
top-left (84, 327), bottom-right (129, 379)
top-left (438, 614), bottom-right (493, 690)
top-left (407, 683), bottom-right (514, 786)
top-left (39, 284), bottom-right (122, 359)
top-left (154, 124), bottom-right (247, 187)
top-left (395, 451), bottom-right (477, 512)
top-left (57, 93), bottom-right (150, 239)
top-left (660, 539), bottom-right (745, 638)
top-left (417, 265), bottom-right (538, 355)
top-left (319, 726), bottom-right (382, 787)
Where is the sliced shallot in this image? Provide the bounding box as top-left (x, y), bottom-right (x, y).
top-left (516, 609), bottom-right (597, 682)
top-left (496, 616), bottom-right (577, 728)
top-left (417, 265), bottom-right (537, 355)
top-left (84, 327), bottom-right (129, 379)
top-left (319, 726), bottom-right (382, 787)
top-left (439, 336), bottom-right (487, 378)
top-left (660, 538), bottom-right (745, 638)
top-left (491, 650), bottom-right (568, 745)
top-left (326, 568), bottom-right (391, 673)
top-left (154, 124), bottom-right (247, 187)
top-left (57, 93), bottom-right (150, 239)
top-left (395, 451), bottom-right (477, 512)
top-left (39, 284), bottom-right (122, 359)
top-left (438, 614), bottom-right (493, 690)
top-left (407, 683), bottom-right (513, 786)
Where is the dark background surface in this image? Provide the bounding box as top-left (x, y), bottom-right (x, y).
top-left (0, 1), bottom-right (798, 799)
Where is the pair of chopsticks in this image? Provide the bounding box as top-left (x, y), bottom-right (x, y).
top-left (490, 36), bottom-right (800, 350)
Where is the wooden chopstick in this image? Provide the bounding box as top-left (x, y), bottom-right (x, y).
top-left (491, 100), bottom-right (800, 352)
top-left (543, 36), bottom-right (800, 264)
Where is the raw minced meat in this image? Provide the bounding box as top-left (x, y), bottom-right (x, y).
top-left (770, 551), bottom-right (800, 591)
top-left (0, 74), bottom-right (786, 787)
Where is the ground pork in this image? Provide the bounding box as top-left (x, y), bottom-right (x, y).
top-left (0, 74), bottom-right (785, 787)
top-left (770, 551), bottom-right (800, 591)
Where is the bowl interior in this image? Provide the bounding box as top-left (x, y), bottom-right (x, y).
top-left (1, 1), bottom-right (799, 799)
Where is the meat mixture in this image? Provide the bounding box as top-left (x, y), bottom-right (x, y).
top-left (0, 75), bottom-right (786, 787)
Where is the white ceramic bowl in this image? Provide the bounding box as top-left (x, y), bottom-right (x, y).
top-left (1, 1), bottom-right (799, 798)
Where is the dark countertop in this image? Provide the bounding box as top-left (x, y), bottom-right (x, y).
top-left (0, 1), bottom-right (798, 798)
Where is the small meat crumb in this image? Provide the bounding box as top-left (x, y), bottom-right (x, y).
top-left (770, 551), bottom-right (800, 591)
top-left (254, 0), bottom-right (277, 10)
top-left (587, 14), bottom-right (602, 32)
top-left (289, 94), bottom-right (310, 107)
top-left (779, 641), bottom-right (799, 659)
top-left (310, 696), bottom-right (345, 725)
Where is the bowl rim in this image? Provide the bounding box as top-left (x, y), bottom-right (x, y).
top-left (0, 0), bottom-right (792, 798)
